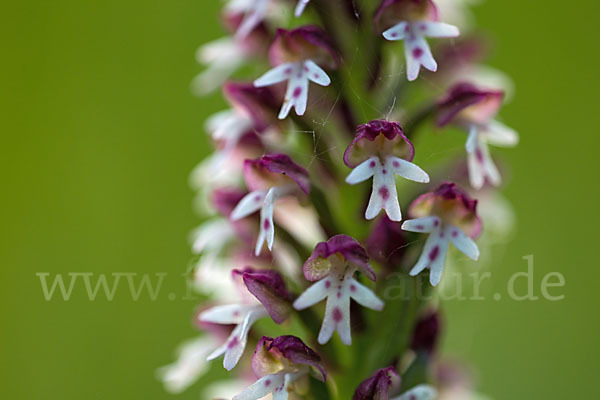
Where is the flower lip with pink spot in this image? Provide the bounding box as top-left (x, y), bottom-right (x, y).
top-left (243, 153), bottom-right (311, 195)
top-left (343, 119), bottom-right (415, 168)
top-left (352, 366), bottom-right (401, 400)
top-left (303, 234), bottom-right (375, 282)
top-left (374, 0), bottom-right (439, 33)
top-left (436, 82), bottom-right (504, 127)
top-left (409, 182), bottom-right (482, 238)
top-left (237, 268), bottom-right (293, 324)
top-left (223, 81), bottom-right (281, 132)
top-left (269, 25), bottom-right (340, 69)
top-left (251, 335), bottom-right (326, 381)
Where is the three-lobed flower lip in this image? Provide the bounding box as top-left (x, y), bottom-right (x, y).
top-left (251, 335), bottom-right (326, 381)
top-left (243, 153), bottom-right (311, 195)
top-left (408, 182), bottom-right (482, 238)
top-left (343, 119), bottom-right (415, 168)
top-left (436, 82), bottom-right (504, 127)
top-left (374, 0), bottom-right (439, 33)
top-left (303, 234), bottom-right (375, 281)
top-left (269, 25), bottom-right (340, 69)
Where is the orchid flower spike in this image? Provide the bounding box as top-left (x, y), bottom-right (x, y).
top-left (198, 268), bottom-right (292, 370)
top-left (437, 83), bottom-right (519, 189)
top-left (233, 335), bottom-right (326, 400)
top-left (254, 26), bottom-right (339, 119)
top-left (377, 0), bottom-right (460, 81)
top-left (231, 154), bottom-right (310, 255)
top-left (402, 182), bottom-right (482, 286)
top-left (293, 235), bottom-right (384, 345)
top-left (344, 119), bottom-right (430, 221)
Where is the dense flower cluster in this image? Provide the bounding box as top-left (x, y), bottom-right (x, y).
top-left (160, 0), bottom-right (518, 398)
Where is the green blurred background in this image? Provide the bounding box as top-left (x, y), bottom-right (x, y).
top-left (1, 0), bottom-right (598, 398)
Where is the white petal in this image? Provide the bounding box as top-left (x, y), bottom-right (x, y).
top-left (466, 146), bottom-right (485, 189)
top-left (382, 21), bottom-right (408, 41)
top-left (279, 72), bottom-right (309, 119)
top-left (392, 384), bottom-right (438, 400)
top-left (233, 373), bottom-right (285, 400)
top-left (255, 187), bottom-right (276, 255)
top-left (404, 41), bottom-right (422, 81)
top-left (231, 190), bottom-right (268, 221)
top-left (447, 224), bottom-right (479, 260)
top-left (223, 307), bottom-right (266, 370)
top-left (254, 63), bottom-right (296, 87)
top-left (293, 278), bottom-right (331, 310)
top-left (295, 0), bottom-right (310, 17)
top-left (348, 278), bottom-right (384, 311)
top-left (235, 0), bottom-right (269, 39)
top-left (304, 59), bottom-right (331, 86)
top-left (319, 291), bottom-right (351, 345)
top-left (401, 216), bottom-right (441, 233)
top-left (365, 162), bottom-right (401, 221)
top-left (345, 156), bottom-right (378, 184)
top-left (409, 228), bottom-right (450, 286)
top-left (387, 156), bottom-right (430, 183)
top-left (465, 124), bottom-right (479, 153)
top-left (484, 120), bottom-right (519, 147)
top-left (480, 141), bottom-right (501, 186)
top-left (198, 304), bottom-right (250, 325)
top-left (157, 336), bottom-right (213, 394)
top-left (417, 21), bottom-right (460, 38)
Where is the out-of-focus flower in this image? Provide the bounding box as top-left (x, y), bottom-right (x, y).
top-left (435, 0), bottom-right (480, 29)
top-left (391, 385), bottom-right (438, 400)
top-left (344, 120), bottom-right (430, 221)
top-left (401, 182), bottom-right (481, 286)
top-left (192, 10), bottom-right (270, 95)
top-left (353, 366), bottom-right (401, 400)
top-left (293, 235), bottom-right (384, 345)
top-left (233, 335), bottom-right (326, 400)
top-left (198, 268), bottom-right (292, 370)
top-left (156, 336), bottom-right (215, 394)
top-left (377, 0), bottom-right (460, 81)
top-left (254, 26), bottom-right (339, 119)
top-left (231, 154), bottom-right (310, 255)
top-left (410, 310), bottom-right (440, 355)
top-left (437, 83), bottom-right (519, 189)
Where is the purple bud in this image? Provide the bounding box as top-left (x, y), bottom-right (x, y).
top-left (343, 119), bottom-right (415, 168)
top-left (241, 269), bottom-right (293, 324)
top-left (352, 366), bottom-right (401, 400)
top-left (223, 81), bottom-right (282, 132)
top-left (411, 311), bottom-right (441, 355)
top-left (303, 234), bottom-right (375, 281)
top-left (211, 187), bottom-right (247, 217)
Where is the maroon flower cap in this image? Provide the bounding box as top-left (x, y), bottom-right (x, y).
top-left (251, 335), bottom-right (326, 381)
top-left (343, 119), bottom-right (415, 168)
top-left (223, 81), bottom-right (281, 133)
top-left (374, 0), bottom-right (439, 33)
top-left (239, 268), bottom-right (293, 324)
top-left (269, 26), bottom-right (340, 69)
top-left (243, 153), bottom-right (311, 195)
top-left (408, 182), bottom-right (482, 238)
top-left (436, 83), bottom-right (504, 127)
top-left (222, 12), bottom-right (271, 54)
top-left (211, 187), bottom-right (247, 217)
top-left (428, 36), bottom-right (487, 80)
top-left (303, 234), bottom-right (375, 282)
top-left (352, 366), bottom-right (401, 400)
